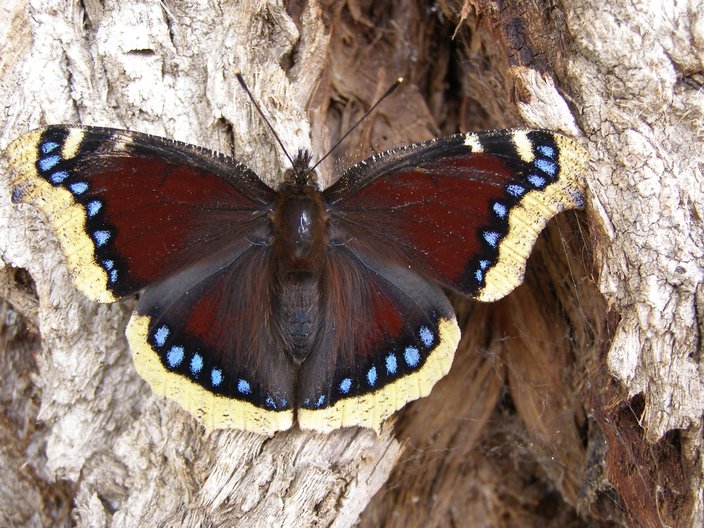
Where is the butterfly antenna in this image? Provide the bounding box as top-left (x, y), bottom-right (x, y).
top-left (235, 71), bottom-right (297, 172)
top-left (306, 77), bottom-right (404, 178)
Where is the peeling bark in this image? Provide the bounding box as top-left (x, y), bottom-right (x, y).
top-left (1, 0), bottom-right (702, 527)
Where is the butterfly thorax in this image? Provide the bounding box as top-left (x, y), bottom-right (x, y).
top-left (270, 182), bottom-right (328, 269)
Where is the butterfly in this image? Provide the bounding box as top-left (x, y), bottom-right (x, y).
top-left (6, 125), bottom-right (587, 435)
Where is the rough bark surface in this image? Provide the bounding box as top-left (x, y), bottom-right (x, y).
top-left (0, 0), bottom-right (701, 527)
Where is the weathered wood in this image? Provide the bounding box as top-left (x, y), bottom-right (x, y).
top-left (1, 0), bottom-right (702, 526)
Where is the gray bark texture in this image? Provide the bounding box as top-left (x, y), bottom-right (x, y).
top-left (0, 0), bottom-right (702, 526)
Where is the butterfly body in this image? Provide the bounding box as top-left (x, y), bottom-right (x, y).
top-left (6, 125), bottom-right (588, 435)
top-left (269, 163), bottom-right (329, 364)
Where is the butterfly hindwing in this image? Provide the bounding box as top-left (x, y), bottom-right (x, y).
top-left (297, 243), bottom-right (460, 432)
top-left (323, 129), bottom-right (587, 302)
top-left (6, 125), bottom-right (276, 302)
top-left (126, 247), bottom-right (295, 434)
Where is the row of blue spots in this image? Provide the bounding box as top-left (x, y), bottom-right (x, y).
top-left (151, 324), bottom-right (224, 389)
top-left (37, 140), bottom-right (68, 186)
top-left (473, 140), bottom-right (560, 288)
top-left (304, 394), bottom-right (326, 408)
top-left (151, 323), bottom-right (287, 410)
top-left (334, 324), bottom-right (436, 399)
top-left (102, 259), bottom-right (118, 284)
top-left (265, 395), bottom-right (288, 410)
top-left (36, 140), bottom-right (89, 195)
top-left (527, 144), bottom-right (558, 190)
top-left (473, 220), bottom-right (506, 284)
top-left (37, 139), bottom-right (115, 288)
top-left (239, 377), bottom-right (291, 411)
top-left (474, 259), bottom-right (491, 283)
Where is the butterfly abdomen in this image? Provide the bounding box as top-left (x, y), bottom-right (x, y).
top-left (273, 271), bottom-right (321, 365)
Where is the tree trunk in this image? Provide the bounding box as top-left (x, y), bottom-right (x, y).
top-left (0, 0), bottom-right (701, 527)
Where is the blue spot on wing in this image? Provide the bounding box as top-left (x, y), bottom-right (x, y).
top-left (404, 346), bottom-right (421, 367)
top-left (507, 184), bottom-right (525, 197)
top-left (93, 230), bottom-right (111, 247)
top-left (237, 379), bottom-right (251, 394)
top-left (211, 368), bottom-right (223, 387)
top-left (315, 394), bottom-right (325, 407)
top-left (492, 202), bottom-right (507, 218)
top-left (49, 171), bottom-right (70, 184)
top-left (483, 231), bottom-right (500, 248)
top-left (339, 378), bottom-right (352, 394)
top-left (154, 325), bottom-right (169, 347)
top-left (527, 174), bottom-right (547, 188)
top-left (38, 155), bottom-right (61, 172)
top-left (367, 366), bottom-right (377, 386)
top-left (190, 353), bottom-right (203, 374)
top-left (385, 353), bottom-right (397, 374)
top-left (166, 346), bottom-right (184, 368)
top-left (534, 159), bottom-right (557, 177)
top-left (109, 269), bottom-right (118, 283)
top-left (419, 326), bottom-right (434, 348)
top-left (537, 145), bottom-right (555, 158)
top-left (69, 182), bottom-right (89, 195)
top-left (87, 200), bottom-right (102, 217)
top-left (475, 269), bottom-right (483, 282)
top-left (40, 141), bottom-right (60, 154)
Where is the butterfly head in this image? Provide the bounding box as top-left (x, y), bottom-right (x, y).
top-left (283, 150), bottom-right (317, 188)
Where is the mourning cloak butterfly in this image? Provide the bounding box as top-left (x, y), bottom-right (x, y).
top-left (6, 124), bottom-right (587, 435)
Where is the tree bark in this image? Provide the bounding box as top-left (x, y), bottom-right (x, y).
top-left (0, 0), bottom-right (701, 527)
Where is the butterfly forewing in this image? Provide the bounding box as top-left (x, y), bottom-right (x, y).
top-left (7, 125), bottom-right (276, 302)
top-left (323, 129), bottom-right (587, 302)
